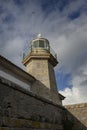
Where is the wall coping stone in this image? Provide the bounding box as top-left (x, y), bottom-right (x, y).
top-left (65, 103), bottom-right (87, 109)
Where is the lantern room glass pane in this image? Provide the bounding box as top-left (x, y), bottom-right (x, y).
top-left (32, 41), bottom-right (39, 49)
top-left (39, 40), bottom-right (44, 48)
top-left (31, 39), bottom-right (50, 51)
top-left (45, 41), bottom-right (50, 50)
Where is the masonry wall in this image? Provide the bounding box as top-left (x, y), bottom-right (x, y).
top-left (26, 59), bottom-right (50, 89)
top-left (65, 103), bottom-right (87, 130)
top-left (0, 77), bottom-right (65, 130)
top-left (0, 77), bottom-right (87, 130)
top-left (26, 59), bottom-right (61, 105)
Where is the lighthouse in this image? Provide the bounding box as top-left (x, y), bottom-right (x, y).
top-left (22, 34), bottom-right (61, 105)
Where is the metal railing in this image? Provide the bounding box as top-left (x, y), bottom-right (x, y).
top-left (23, 47), bottom-right (31, 59)
top-left (23, 46), bottom-right (57, 60)
top-left (50, 47), bottom-right (57, 60)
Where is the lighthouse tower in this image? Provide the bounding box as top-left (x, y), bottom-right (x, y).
top-left (22, 34), bottom-right (61, 104)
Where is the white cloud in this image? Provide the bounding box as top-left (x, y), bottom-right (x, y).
top-left (60, 65), bottom-right (87, 105)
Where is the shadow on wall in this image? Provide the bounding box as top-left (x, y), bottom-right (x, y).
top-left (62, 106), bottom-right (87, 130)
top-left (31, 79), bottom-right (62, 105)
top-left (0, 77), bottom-right (64, 129)
top-left (0, 77), bottom-right (87, 130)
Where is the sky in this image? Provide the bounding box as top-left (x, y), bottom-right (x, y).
top-left (0, 0), bottom-right (87, 105)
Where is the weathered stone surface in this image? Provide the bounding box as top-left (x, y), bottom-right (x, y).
top-left (0, 55), bottom-right (62, 105)
top-left (0, 117), bottom-right (63, 129)
top-left (0, 77), bottom-right (64, 130)
top-left (25, 58), bottom-right (61, 105)
top-left (0, 55), bottom-right (87, 130)
top-left (22, 37), bottom-right (61, 105)
top-left (26, 59), bottom-right (50, 88)
top-left (0, 77), bottom-right (87, 130)
top-left (65, 103), bottom-right (87, 130)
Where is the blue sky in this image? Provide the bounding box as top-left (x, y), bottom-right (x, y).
top-left (0, 0), bottom-right (87, 104)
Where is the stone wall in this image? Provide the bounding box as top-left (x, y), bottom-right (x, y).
top-left (0, 76), bottom-right (64, 130)
top-left (0, 55), bottom-right (62, 105)
top-left (0, 76), bottom-right (87, 130)
top-left (26, 58), bottom-right (61, 105)
top-left (65, 103), bottom-right (87, 130)
top-left (48, 62), bottom-right (61, 105)
top-left (26, 59), bottom-right (50, 89)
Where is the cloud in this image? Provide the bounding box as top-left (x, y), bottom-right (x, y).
top-left (60, 65), bottom-right (87, 105)
top-left (0, 0), bottom-right (87, 105)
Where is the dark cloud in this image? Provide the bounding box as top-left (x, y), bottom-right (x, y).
top-left (68, 11), bottom-right (80, 20)
top-left (80, 79), bottom-right (87, 86)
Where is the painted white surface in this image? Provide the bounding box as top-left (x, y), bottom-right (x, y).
top-left (0, 70), bottom-right (30, 91)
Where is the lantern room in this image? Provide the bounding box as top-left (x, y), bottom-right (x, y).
top-left (30, 34), bottom-right (50, 51)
